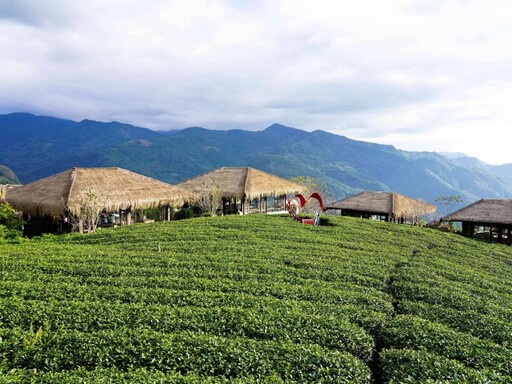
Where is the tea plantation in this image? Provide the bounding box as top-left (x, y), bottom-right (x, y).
top-left (1, 215), bottom-right (512, 383)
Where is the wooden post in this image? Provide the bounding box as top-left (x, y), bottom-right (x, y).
top-left (462, 222), bottom-right (470, 237)
top-left (126, 209), bottom-right (132, 225)
top-left (78, 218), bottom-right (84, 234)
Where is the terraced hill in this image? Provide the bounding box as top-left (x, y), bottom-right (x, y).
top-left (1, 215), bottom-right (511, 382)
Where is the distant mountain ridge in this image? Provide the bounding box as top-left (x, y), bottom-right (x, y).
top-left (1, 113), bottom-right (512, 207)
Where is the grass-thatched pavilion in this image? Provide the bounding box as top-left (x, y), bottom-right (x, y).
top-left (177, 167), bottom-right (306, 215)
top-left (5, 167), bottom-right (195, 235)
top-left (326, 191), bottom-right (436, 224)
top-left (0, 184), bottom-right (18, 200)
top-left (442, 199), bottom-right (512, 245)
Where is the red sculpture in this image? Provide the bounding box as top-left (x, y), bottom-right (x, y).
top-left (287, 192), bottom-right (324, 225)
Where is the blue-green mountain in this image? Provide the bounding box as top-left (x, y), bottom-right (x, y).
top-left (1, 112), bottom-right (511, 205)
top-left (0, 164), bottom-right (19, 185)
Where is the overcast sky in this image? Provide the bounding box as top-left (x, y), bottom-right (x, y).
top-left (1, 0), bottom-right (511, 164)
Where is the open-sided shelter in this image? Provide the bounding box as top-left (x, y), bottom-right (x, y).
top-left (326, 191), bottom-right (436, 223)
top-left (5, 167), bottom-right (195, 235)
top-left (442, 199), bottom-right (512, 245)
top-left (177, 167), bottom-right (306, 214)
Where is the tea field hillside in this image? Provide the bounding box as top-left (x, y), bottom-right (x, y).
top-left (1, 215), bottom-right (512, 383)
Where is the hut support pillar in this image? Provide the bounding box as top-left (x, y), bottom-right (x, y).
top-left (126, 209), bottom-right (132, 225)
top-left (462, 222), bottom-right (474, 237)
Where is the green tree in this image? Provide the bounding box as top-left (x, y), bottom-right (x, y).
top-left (0, 201), bottom-right (23, 242)
top-left (0, 201), bottom-right (23, 230)
top-left (435, 195), bottom-right (464, 217)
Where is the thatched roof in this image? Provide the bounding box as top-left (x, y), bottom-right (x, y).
top-left (5, 167), bottom-right (195, 217)
top-left (177, 167), bottom-right (306, 200)
top-left (326, 191), bottom-right (436, 218)
top-left (442, 199), bottom-right (512, 225)
top-left (0, 184), bottom-right (20, 200)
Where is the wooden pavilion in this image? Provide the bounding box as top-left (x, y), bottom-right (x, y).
top-left (326, 191), bottom-right (436, 223)
top-left (177, 167), bottom-right (306, 215)
top-left (442, 199), bottom-right (512, 245)
top-left (4, 167), bottom-right (195, 235)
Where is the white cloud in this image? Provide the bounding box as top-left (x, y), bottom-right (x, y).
top-left (1, 0), bottom-right (512, 163)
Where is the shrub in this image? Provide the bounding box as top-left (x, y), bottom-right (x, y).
top-left (0, 202), bottom-right (23, 242)
top-left (380, 348), bottom-right (506, 383)
top-left (173, 208), bottom-right (196, 221)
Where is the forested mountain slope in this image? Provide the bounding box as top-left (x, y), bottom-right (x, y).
top-left (1, 113), bottom-right (511, 205)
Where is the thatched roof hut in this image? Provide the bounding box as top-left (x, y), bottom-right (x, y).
top-left (177, 167), bottom-right (305, 200)
top-left (5, 167), bottom-right (195, 217)
top-left (326, 191), bottom-right (436, 223)
top-left (177, 167), bottom-right (306, 214)
top-left (0, 184), bottom-right (20, 201)
top-left (442, 199), bottom-right (512, 245)
top-left (442, 199), bottom-right (512, 225)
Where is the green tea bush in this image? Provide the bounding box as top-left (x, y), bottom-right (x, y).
top-left (380, 348), bottom-right (506, 383)
top-left (2, 214), bottom-right (512, 381)
top-left (398, 300), bottom-right (512, 347)
top-left (382, 315), bottom-right (512, 374)
top-left (0, 327), bottom-right (371, 383)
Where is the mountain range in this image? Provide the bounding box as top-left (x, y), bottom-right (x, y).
top-left (1, 112), bottom-right (511, 209)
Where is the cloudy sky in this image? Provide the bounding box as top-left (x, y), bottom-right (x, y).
top-left (1, 0), bottom-right (511, 164)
